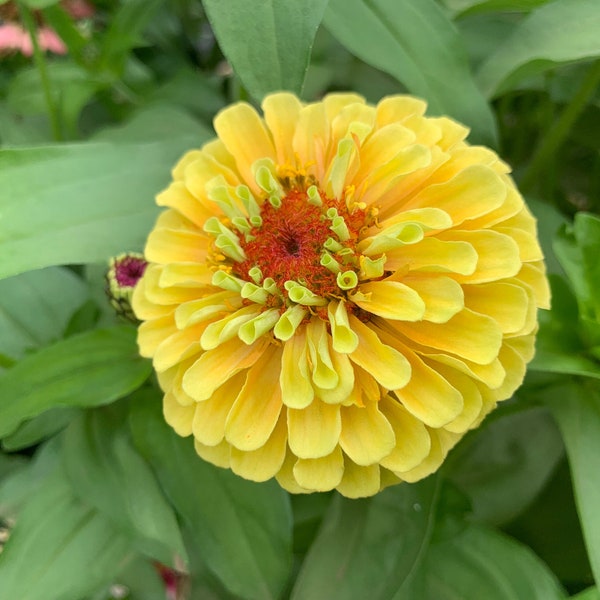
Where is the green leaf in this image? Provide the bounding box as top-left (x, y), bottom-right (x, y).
top-left (323, 0), bottom-right (497, 146)
top-left (129, 398), bottom-right (293, 600)
top-left (116, 557), bottom-right (170, 600)
top-left (0, 114), bottom-right (208, 280)
top-left (477, 0), bottom-right (600, 97)
top-left (573, 587), bottom-right (600, 600)
top-left (442, 0), bottom-right (551, 17)
top-left (545, 381), bottom-right (600, 587)
top-left (0, 326), bottom-right (151, 439)
top-left (423, 525), bottom-right (566, 599)
top-left (0, 468), bottom-right (132, 600)
top-left (448, 407), bottom-right (564, 526)
top-left (532, 275), bottom-right (600, 378)
top-left (291, 476), bottom-right (440, 600)
top-left (202, 0), bottom-right (329, 99)
top-left (2, 407), bottom-right (80, 451)
top-left (62, 407), bottom-right (187, 568)
top-left (0, 267), bottom-right (88, 364)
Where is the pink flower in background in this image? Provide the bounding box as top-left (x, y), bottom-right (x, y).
top-left (0, 0), bottom-right (93, 57)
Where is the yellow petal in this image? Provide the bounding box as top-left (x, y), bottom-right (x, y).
top-left (395, 428), bottom-right (445, 483)
top-left (194, 439), bottom-right (230, 468)
top-left (262, 92), bottom-right (303, 165)
top-left (375, 95), bottom-right (427, 127)
top-left (157, 181), bottom-right (213, 227)
top-left (517, 261), bottom-right (551, 309)
top-left (143, 264), bottom-right (205, 306)
top-left (292, 102), bottom-right (329, 177)
top-left (393, 346), bottom-right (464, 428)
top-left (490, 341), bottom-right (527, 401)
top-left (359, 144), bottom-right (432, 207)
top-left (230, 413), bottom-right (287, 482)
top-left (323, 92), bottom-right (366, 121)
top-left (276, 450), bottom-right (313, 494)
top-left (350, 281), bottom-right (426, 321)
top-left (463, 282), bottom-right (529, 334)
top-left (306, 318), bottom-right (338, 390)
top-left (293, 446), bottom-right (345, 491)
top-left (132, 277), bottom-right (173, 321)
top-left (435, 366), bottom-right (483, 434)
top-left (192, 371), bottom-right (246, 446)
top-left (225, 345), bottom-right (283, 451)
top-left (280, 327), bottom-right (314, 409)
top-left (182, 336), bottom-right (268, 401)
top-left (353, 123), bottom-right (415, 185)
top-left (213, 102), bottom-right (275, 192)
top-left (315, 343), bottom-right (355, 405)
top-left (174, 291), bottom-right (241, 329)
top-left (328, 301), bottom-right (359, 354)
top-left (339, 402), bottom-right (396, 466)
top-left (172, 149), bottom-right (204, 181)
top-left (439, 230), bottom-right (521, 283)
top-left (401, 275), bottom-right (464, 323)
top-left (336, 458), bottom-right (380, 499)
top-left (423, 350), bottom-right (506, 390)
top-left (153, 322), bottom-right (206, 373)
top-left (395, 308), bottom-right (503, 365)
top-left (403, 165), bottom-right (507, 226)
top-left (385, 237), bottom-right (478, 275)
top-left (158, 262), bottom-right (213, 289)
top-left (348, 316), bottom-right (411, 390)
top-left (184, 150), bottom-right (241, 205)
top-left (287, 401), bottom-right (341, 459)
top-left (379, 396), bottom-right (431, 472)
top-left (145, 227), bottom-right (209, 264)
top-left (163, 391), bottom-right (194, 437)
top-left (137, 314), bottom-right (176, 358)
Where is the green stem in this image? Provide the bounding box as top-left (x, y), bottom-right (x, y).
top-left (520, 60), bottom-right (600, 193)
top-left (18, 2), bottom-right (63, 141)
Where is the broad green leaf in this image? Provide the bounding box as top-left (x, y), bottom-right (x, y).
top-left (129, 398), bottom-right (293, 600)
top-left (202, 0), bottom-right (329, 99)
top-left (423, 525), bottom-right (566, 599)
top-left (291, 476), bottom-right (440, 600)
top-left (115, 557), bottom-right (169, 600)
top-left (0, 468), bottom-right (132, 600)
top-left (442, 0), bottom-right (551, 17)
top-left (0, 267), bottom-right (88, 364)
top-left (323, 0), bottom-right (497, 146)
top-left (573, 587), bottom-right (600, 600)
top-left (2, 407), bottom-right (80, 451)
top-left (477, 0), bottom-right (600, 97)
top-left (0, 115), bottom-right (208, 280)
top-left (546, 381), bottom-right (600, 586)
top-left (0, 326), bottom-right (151, 438)
top-left (0, 439), bottom-right (60, 518)
top-left (448, 407), bottom-right (564, 526)
top-left (62, 407), bottom-right (187, 568)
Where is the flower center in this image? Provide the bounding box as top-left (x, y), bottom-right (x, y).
top-left (203, 160), bottom-right (384, 319)
top-left (232, 189), bottom-right (351, 298)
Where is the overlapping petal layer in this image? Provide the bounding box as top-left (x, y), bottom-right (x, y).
top-left (133, 92), bottom-right (549, 498)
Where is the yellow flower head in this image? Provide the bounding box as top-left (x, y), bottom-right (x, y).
top-left (133, 92), bottom-right (550, 498)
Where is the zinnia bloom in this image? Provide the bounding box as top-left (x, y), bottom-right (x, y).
top-left (133, 92), bottom-right (549, 498)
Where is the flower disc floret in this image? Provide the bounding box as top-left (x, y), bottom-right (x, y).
top-left (133, 92), bottom-right (550, 498)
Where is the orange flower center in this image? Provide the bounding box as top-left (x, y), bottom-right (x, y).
top-left (232, 188), bottom-right (366, 300)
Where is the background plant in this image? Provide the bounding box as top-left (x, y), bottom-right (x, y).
top-left (0, 0), bottom-right (599, 598)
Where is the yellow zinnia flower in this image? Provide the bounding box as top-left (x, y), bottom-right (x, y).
top-left (133, 92), bottom-right (550, 498)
